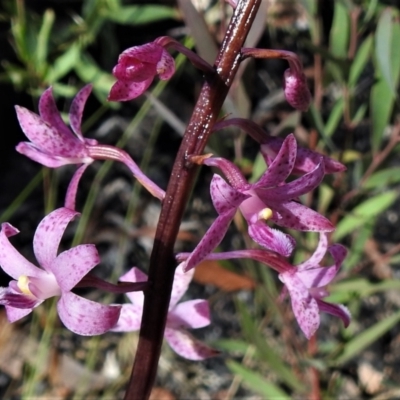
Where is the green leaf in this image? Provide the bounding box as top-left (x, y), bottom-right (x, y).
top-left (236, 300), bottom-right (304, 391)
top-left (46, 43), bottom-right (81, 83)
top-left (227, 361), bottom-right (291, 400)
top-left (349, 35), bottom-right (373, 87)
top-left (376, 8), bottom-right (397, 95)
top-left (329, 1), bottom-right (349, 59)
top-left (104, 5), bottom-right (177, 25)
top-left (35, 9), bottom-right (55, 74)
top-left (334, 310), bottom-right (400, 365)
top-left (333, 191), bottom-right (397, 241)
top-left (325, 98), bottom-right (344, 137)
top-left (362, 167), bottom-right (400, 189)
top-left (213, 339), bottom-right (250, 355)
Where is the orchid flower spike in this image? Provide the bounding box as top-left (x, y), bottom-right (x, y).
top-left (112, 265), bottom-right (218, 360)
top-left (0, 208), bottom-right (121, 335)
top-left (15, 85), bottom-right (165, 207)
top-left (177, 232), bottom-right (351, 339)
top-left (184, 134), bottom-right (333, 271)
top-left (108, 41), bottom-right (175, 102)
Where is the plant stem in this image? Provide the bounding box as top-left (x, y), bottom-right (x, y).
top-left (124, 1), bottom-right (261, 399)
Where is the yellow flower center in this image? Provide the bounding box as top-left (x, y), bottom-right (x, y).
top-left (258, 208), bottom-right (273, 221)
top-left (17, 276), bottom-right (33, 295)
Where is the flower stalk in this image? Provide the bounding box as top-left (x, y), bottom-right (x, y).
top-left (124, 1), bottom-right (262, 398)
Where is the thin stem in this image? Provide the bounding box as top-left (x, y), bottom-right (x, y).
top-left (124, 1), bottom-right (261, 399)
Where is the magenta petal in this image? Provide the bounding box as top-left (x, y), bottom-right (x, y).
top-left (38, 87), bottom-right (73, 139)
top-left (121, 42), bottom-right (164, 64)
top-left (64, 164), bottom-right (90, 210)
top-left (33, 208), bottom-right (79, 271)
top-left (16, 142), bottom-right (73, 168)
top-left (283, 69), bottom-right (311, 112)
top-left (119, 267), bottom-right (146, 306)
top-left (111, 304), bottom-right (142, 332)
top-left (108, 78), bottom-right (153, 102)
top-left (69, 85), bottom-right (93, 139)
top-left (210, 174), bottom-right (248, 214)
top-left (254, 134), bottom-right (296, 189)
top-left (298, 265), bottom-right (339, 289)
top-left (280, 272), bottom-right (320, 339)
top-left (57, 291), bottom-right (121, 335)
top-left (0, 223), bottom-right (41, 279)
top-left (5, 306), bottom-right (33, 322)
top-left (51, 244), bottom-right (100, 291)
top-left (248, 221), bottom-right (295, 257)
top-left (261, 137), bottom-right (346, 175)
top-left (157, 49), bottom-right (175, 80)
top-left (164, 327), bottom-right (219, 360)
top-left (170, 267), bottom-right (194, 309)
top-left (329, 244), bottom-right (347, 267)
top-left (271, 201), bottom-right (334, 232)
top-left (316, 299), bottom-right (351, 328)
top-left (298, 233), bottom-right (328, 270)
top-left (259, 161), bottom-right (325, 201)
top-left (168, 299), bottom-right (210, 329)
top-left (184, 209), bottom-right (236, 272)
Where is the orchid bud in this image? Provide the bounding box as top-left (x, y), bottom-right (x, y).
top-left (283, 68), bottom-right (312, 112)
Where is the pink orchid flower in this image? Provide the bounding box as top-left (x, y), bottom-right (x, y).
top-left (15, 85), bottom-right (165, 206)
top-left (178, 233), bottom-right (351, 339)
top-left (0, 208), bottom-right (121, 335)
top-left (108, 41), bottom-right (175, 102)
top-left (112, 266), bottom-right (218, 360)
top-left (184, 134), bottom-right (333, 271)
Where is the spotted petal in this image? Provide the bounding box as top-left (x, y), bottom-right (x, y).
top-left (108, 78), bottom-right (153, 102)
top-left (69, 84), bottom-right (93, 140)
top-left (111, 304), bottom-right (142, 332)
top-left (33, 208), bottom-right (79, 271)
top-left (51, 244), bottom-right (100, 292)
top-left (57, 291), bottom-right (121, 335)
top-left (170, 266), bottom-right (194, 309)
top-left (164, 327), bottom-right (219, 360)
top-left (119, 267), bottom-right (146, 306)
top-left (168, 299), bottom-right (210, 329)
top-left (0, 223), bottom-right (41, 279)
top-left (279, 272), bottom-right (320, 339)
top-left (254, 134), bottom-right (296, 189)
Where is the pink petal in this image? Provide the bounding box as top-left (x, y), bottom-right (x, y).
top-left (113, 58), bottom-right (156, 81)
top-left (0, 223), bottom-right (42, 279)
top-left (15, 142), bottom-right (77, 168)
top-left (120, 42), bottom-right (164, 65)
top-left (69, 84), bottom-right (93, 139)
top-left (157, 49), bottom-right (175, 80)
top-left (5, 306), bottom-right (33, 322)
top-left (184, 209), bottom-right (236, 272)
top-left (248, 221), bottom-right (295, 257)
top-left (258, 161), bottom-right (324, 201)
top-left (64, 164), bottom-right (90, 210)
top-left (108, 78), bottom-right (153, 102)
top-left (298, 265), bottom-right (339, 289)
top-left (111, 304), bottom-right (143, 332)
top-left (15, 106), bottom-right (87, 158)
top-left (51, 244), bottom-right (100, 292)
top-left (119, 267), bottom-right (146, 306)
top-left (33, 208), bottom-right (79, 271)
top-left (57, 291), bottom-right (121, 335)
top-left (169, 267), bottom-right (194, 309)
top-left (298, 232), bottom-right (328, 270)
top-left (316, 299), bottom-right (351, 328)
top-left (38, 87), bottom-right (73, 139)
top-left (329, 244), bottom-right (347, 267)
top-left (254, 134), bottom-right (296, 189)
top-left (164, 327), bottom-right (219, 360)
top-left (279, 272), bottom-right (320, 339)
top-left (270, 201), bottom-right (334, 232)
top-left (168, 299), bottom-right (210, 329)
top-left (210, 174), bottom-right (248, 214)
top-left (261, 137), bottom-right (346, 175)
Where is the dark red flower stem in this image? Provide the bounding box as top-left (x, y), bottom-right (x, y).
top-left (124, 1), bottom-right (261, 399)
